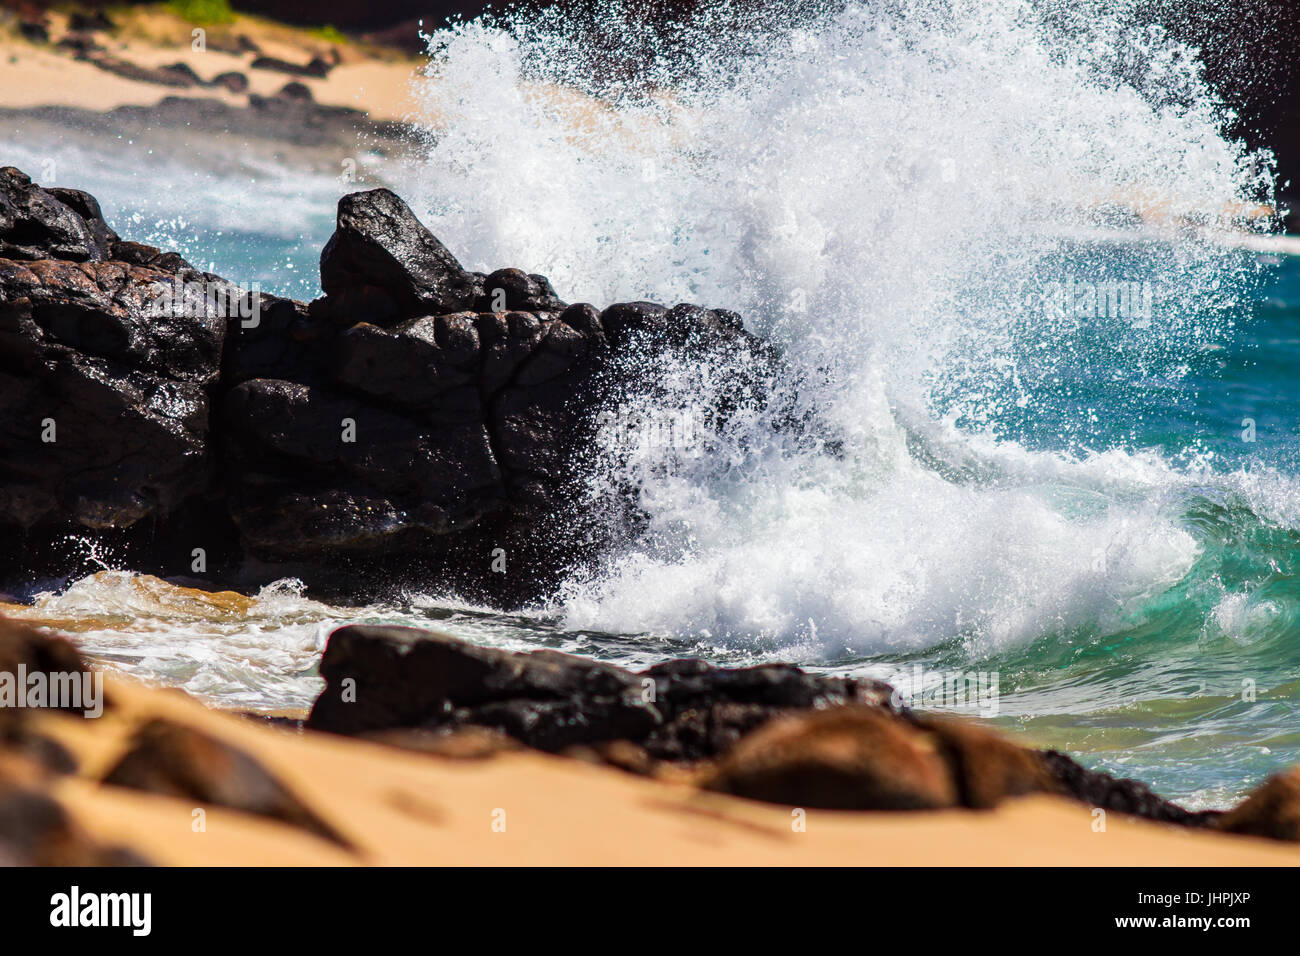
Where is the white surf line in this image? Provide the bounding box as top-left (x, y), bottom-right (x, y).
top-left (1033, 222), bottom-right (1300, 255)
top-left (1223, 233), bottom-right (1300, 256)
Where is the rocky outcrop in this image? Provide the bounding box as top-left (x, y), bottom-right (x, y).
top-left (307, 621), bottom-right (1300, 828)
top-left (306, 624), bottom-right (893, 759)
top-left (0, 166), bottom-right (118, 262)
top-left (218, 189), bottom-right (621, 581)
top-left (0, 168), bottom-right (237, 573)
top-left (303, 626), bottom-right (1062, 813)
top-left (217, 182), bottom-right (776, 592)
top-left (0, 167), bottom-right (773, 599)
top-left (0, 255), bottom-right (228, 531)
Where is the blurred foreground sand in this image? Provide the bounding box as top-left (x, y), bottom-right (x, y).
top-left (23, 674), bottom-right (1300, 865)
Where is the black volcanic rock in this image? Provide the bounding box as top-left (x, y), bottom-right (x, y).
top-left (0, 255), bottom-right (229, 531)
top-left (218, 298), bottom-right (606, 564)
top-left (250, 54), bottom-right (334, 78)
top-left (601, 299), bottom-right (757, 353)
top-left (306, 625), bottom-right (658, 750)
top-left (331, 314), bottom-right (482, 407)
top-left (221, 376), bottom-right (504, 554)
top-left (477, 267), bottom-right (566, 313)
top-left (1038, 749), bottom-right (1221, 827)
top-left (0, 167), bottom-right (118, 262)
top-left (306, 624), bottom-right (892, 759)
top-left (303, 624), bottom-right (1255, 827)
top-left (319, 188), bottom-right (481, 321)
top-left (641, 657), bottom-right (893, 761)
top-left (0, 168), bottom-right (776, 598)
top-left (221, 189), bottom-right (651, 574)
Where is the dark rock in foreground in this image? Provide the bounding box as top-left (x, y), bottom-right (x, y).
top-left (103, 718), bottom-right (351, 848)
top-left (702, 706), bottom-right (964, 810)
top-left (0, 618), bottom-right (92, 775)
top-left (1038, 749), bottom-right (1222, 828)
top-left (305, 625), bottom-right (1069, 813)
top-left (0, 762), bottom-right (149, 866)
top-left (307, 622), bottom-right (1293, 832)
top-left (1215, 766), bottom-right (1300, 840)
top-left (306, 624), bottom-right (893, 760)
top-left (702, 707), bottom-right (1060, 811)
top-left (0, 618), bottom-right (142, 865)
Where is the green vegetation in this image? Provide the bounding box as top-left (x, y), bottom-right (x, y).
top-left (309, 25), bottom-right (348, 45)
top-left (165, 0), bottom-right (236, 25)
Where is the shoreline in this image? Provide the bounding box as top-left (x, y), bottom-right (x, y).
top-left (0, 6), bottom-right (426, 122)
top-left (2, 8), bottom-right (1290, 248)
top-left (3, 622), bottom-right (1296, 866)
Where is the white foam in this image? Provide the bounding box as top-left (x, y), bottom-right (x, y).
top-left (21, 573), bottom-right (349, 710)
top-left (395, 0), bottom-right (1277, 656)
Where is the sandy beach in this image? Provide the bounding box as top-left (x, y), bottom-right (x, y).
top-left (19, 671), bottom-right (1298, 866)
top-left (0, 6), bottom-right (425, 120)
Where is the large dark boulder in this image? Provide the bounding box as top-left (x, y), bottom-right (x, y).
top-left (318, 187), bottom-right (482, 321)
top-left (221, 377), bottom-right (504, 554)
top-left (0, 169), bottom-right (242, 580)
top-left (221, 188), bottom-right (658, 577)
top-left (306, 625), bottom-right (660, 750)
top-left (306, 624), bottom-right (891, 759)
top-left (476, 267), bottom-right (565, 313)
top-left (0, 166), bottom-right (118, 263)
top-left (0, 257), bottom-right (229, 531)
